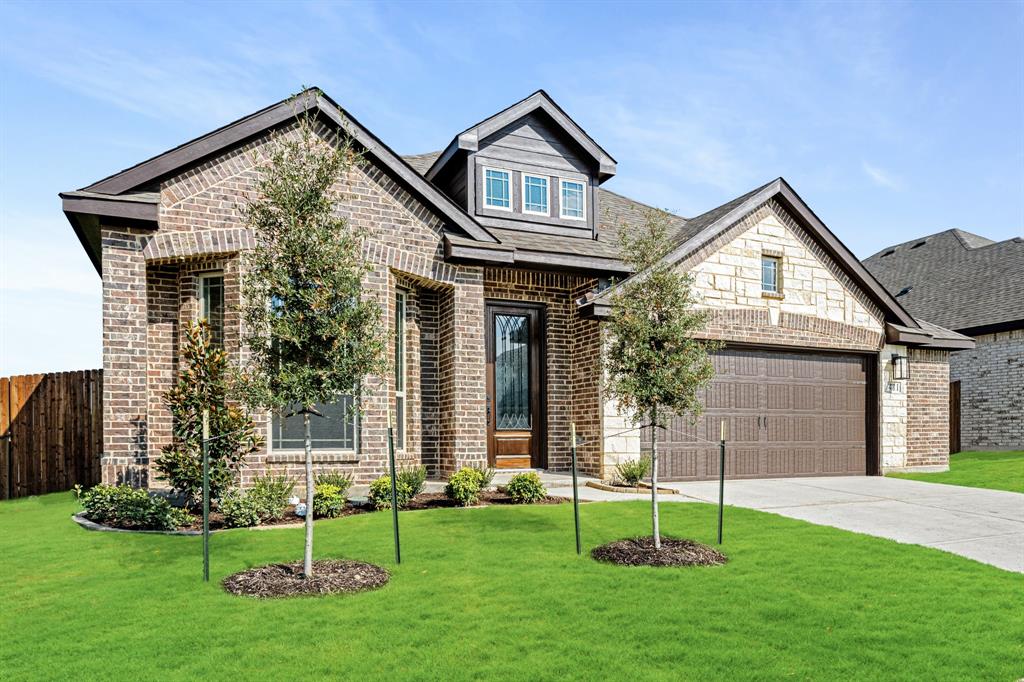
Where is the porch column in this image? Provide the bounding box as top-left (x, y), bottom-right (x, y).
top-left (448, 267), bottom-right (487, 471)
top-left (100, 227), bottom-right (150, 487)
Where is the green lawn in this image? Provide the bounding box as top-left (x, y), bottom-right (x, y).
top-left (888, 450), bottom-right (1024, 493)
top-left (2, 495), bottom-right (1021, 681)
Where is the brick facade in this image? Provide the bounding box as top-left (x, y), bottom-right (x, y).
top-left (950, 329), bottom-right (1024, 451)
top-left (906, 349), bottom-right (950, 467)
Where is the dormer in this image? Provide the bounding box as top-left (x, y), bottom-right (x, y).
top-left (425, 91), bottom-right (616, 239)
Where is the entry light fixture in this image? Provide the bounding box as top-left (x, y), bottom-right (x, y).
top-left (890, 353), bottom-right (910, 381)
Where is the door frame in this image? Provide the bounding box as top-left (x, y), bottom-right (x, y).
top-left (484, 300), bottom-right (547, 469)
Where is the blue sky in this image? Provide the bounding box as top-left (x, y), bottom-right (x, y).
top-left (1, 0), bottom-right (1021, 375)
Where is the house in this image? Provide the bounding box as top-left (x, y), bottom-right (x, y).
top-left (60, 88), bottom-right (973, 489)
top-left (864, 230), bottom-right (1023, 451)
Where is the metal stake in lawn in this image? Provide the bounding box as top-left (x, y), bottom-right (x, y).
top-left (718, 420), bottom-right (726, 545)
top-left (570, 422), bottom-right (581, 555)
top-left (387, 410), bottom-right (401, 565)
top-left (202, 408), bottom-right (210, 582)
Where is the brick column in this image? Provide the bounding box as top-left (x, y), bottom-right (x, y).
top-left (450, 266), bottom-right (487, 470)
top-left (101, 227), bottom-right (150, 487)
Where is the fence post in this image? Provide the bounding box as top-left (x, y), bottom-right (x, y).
top-left (718, 420), bottom-right (725, 545)
top-left (202, 409), bottom-right (210, 582)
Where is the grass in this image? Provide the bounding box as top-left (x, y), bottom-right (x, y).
top-left (2, 494), bottom-right (1022, 681)
top-left (888, 450), bottom-right (1024, 493)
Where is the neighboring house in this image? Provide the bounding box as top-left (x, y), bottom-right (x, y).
top-left (864, 230), bottom-right (1023, 451)
top-left (61, 88), bottom-right (972, 489)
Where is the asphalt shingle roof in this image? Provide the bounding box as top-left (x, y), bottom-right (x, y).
top-left (863, 229), bottom-right (1024, 333)
top-left (402, 151), bottom-right (687, 265)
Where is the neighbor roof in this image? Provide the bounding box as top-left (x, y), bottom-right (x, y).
top-left (863, 229), bottom-right (1024, 334)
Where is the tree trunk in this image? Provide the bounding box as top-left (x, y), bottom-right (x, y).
top-left (303, 409), bottom-right (314, 577)
top-left (651, 405), bottom-right (660, 550)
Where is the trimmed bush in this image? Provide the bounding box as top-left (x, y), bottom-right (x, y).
top-left (445, 466), bottom-right (489, 507)
top-left (615, 457), bottom-right (652, 487)
top-left (220, 490), bottom-right (262, 528)
top-left (315, 472), bottom-right (353, 499)
top-left (505, 472), bottom-right (547, 503)
top-left (312, 483), bottom-right (347, 518)
top-left (399, 465), bottom-right (427, 498)
top-left (368, 475), bottom-right (414, 510)
top-left (79, 484), bottom-right (185, 531)
top-left (249, 475), bottom-right (295, 521)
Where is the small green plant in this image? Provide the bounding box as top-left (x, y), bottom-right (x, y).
top-left (79, 484), bottom-right (186, 531)
top-left (220, 490), bottom-right (262, 528)
top-left (368, 475), bottom-right (414, 510)
top-left (615, 457), bottom-right (652, 487)
top-left (472, 464), bottom-right (495, 490)
top-left (312, 483), bottom-right (346, 518)
top-left (398, 465), bottom-right (427, 498)
top-left (249, 475), bottom-right (295, 521)
top-left (315, 471), bottom-right (353, 499)
top-left (505, 472), bottom-right (547, 503)
top-left (445, 466), bottom-right (489, 507)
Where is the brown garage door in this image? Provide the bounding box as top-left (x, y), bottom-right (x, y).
top-left (643, 348), bottom-right (871, 480)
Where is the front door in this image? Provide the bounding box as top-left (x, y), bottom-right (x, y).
top-left (486, 302), bottom-right (545, 469)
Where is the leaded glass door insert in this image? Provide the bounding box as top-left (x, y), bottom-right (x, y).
top-left (494, 314), bottom-right (530, 430)
top-left (486, 302), bottom-right (546, 469)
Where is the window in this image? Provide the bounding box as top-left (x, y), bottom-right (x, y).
top-left (761, 255), bottom-right (781, 294)
top-left (522, 174), bottom-right (549, 215)
top-left (394, 291), bottom-right (407, 451)
top-left (271, 396), bottom-right (358, 451)
top-left (484, 168), bottom-right (511, 209)
top-left (197, 273), bottom-right (225, 348)
top-left (560, 179), bottom-right (585, 220)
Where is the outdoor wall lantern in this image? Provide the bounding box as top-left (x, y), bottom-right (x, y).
top-left (890, 353), bottom-right (910, 381)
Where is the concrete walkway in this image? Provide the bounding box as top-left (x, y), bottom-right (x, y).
top-left (544, 475), bottom-right (1024, 573)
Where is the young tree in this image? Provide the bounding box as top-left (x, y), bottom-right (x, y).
top-left (238, 108), bottom-right (388, 577)
top-left (604, 208), bottom-right (718, 549)
top-left (155, 321), bottom-right (262, 508)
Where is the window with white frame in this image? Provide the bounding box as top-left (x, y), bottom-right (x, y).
top-left (484, 168), bottom-right (511, 209)
top-left (560, 179), bottom-right (585, 219)
top-left (761, 255), bottom-right (781, 294)
top-left (394, 290), bottom-right (407, 451)
top-left (197, 272), bottom-right (225, 348)
top-left (522, 174), bottom-right (549, 215)
top-left (271, 397), bottom-right (358, 452)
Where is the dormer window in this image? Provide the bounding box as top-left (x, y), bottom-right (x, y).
top-left (523, 174), bottom-right (549, 215)
top-left (484, 168), bottom-right (511, 210)
top-left (560, 179), bottom-right (585, 220)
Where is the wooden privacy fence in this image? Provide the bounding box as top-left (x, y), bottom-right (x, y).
top-left (0, 370), bottom-right (102, 500)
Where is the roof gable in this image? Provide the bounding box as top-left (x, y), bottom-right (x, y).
top-left (425, 90), bottom-right (617, 183)
top-left (64, 88), bottom-right (497, 246)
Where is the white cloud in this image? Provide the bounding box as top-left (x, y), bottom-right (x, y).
top-left (862, 161), bottom-right (903, 190)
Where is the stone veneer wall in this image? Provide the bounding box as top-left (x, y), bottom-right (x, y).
top-left (950, 329), bottom-right (1023, 451)
top-left (879, 344), bottom-right (909, 469)
top-left (906, 349), bottom-right (950, 467)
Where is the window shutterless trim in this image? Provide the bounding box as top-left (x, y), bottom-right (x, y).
top-left (196, 271), bottom-right (225, 347)
top-left (521, 173), bottom-right (550, 216)
top-left (559, 178), bottom-right (586, 220)
top-left (482, 166), bottom-right (513, 211)
top-left (761, 255), bottom-right (782, 294)
top-left (266, 397), bottom-right (360, 456)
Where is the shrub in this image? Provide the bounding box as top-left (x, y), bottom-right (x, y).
top-left (368, 475), bottom-right (414, 510)
top-left (398, 465), bottom-right (427, 498)
top-left (314, 471), bottom-right (353, 499)
top-left (472, 464), bottom-right (495, 490)
top-left (249, 475), bottom-right (295, 521)
top-left (79, 484), bottom-right (185, 531)
top-left (445, 466), bottom-right (489, 507)
top-left (220, 490), bottom-right (262, 528)
top-left (505, 472), bottom-right (547, 503)
top-left (154, 322), bottom-right (262, 508)
top-left (615, 457), bottom-right (652, 487)
top-left (312, 483), bottom-right (347, 518)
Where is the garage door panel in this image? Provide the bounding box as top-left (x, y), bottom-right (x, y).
top-left (648, 348), bottom-right (870, 481)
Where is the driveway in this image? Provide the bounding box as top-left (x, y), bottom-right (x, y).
top-left (546, 475), bottom-right (1024, 572)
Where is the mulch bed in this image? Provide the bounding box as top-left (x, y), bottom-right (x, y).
top-left (402, 491), bottom-right (569, 509)
top-left (178, 505), bottom-right (366, 531)
top-left (591, 537), bottom-right (728, 567)
top-left (222, 560), bottom-right (390, 598)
